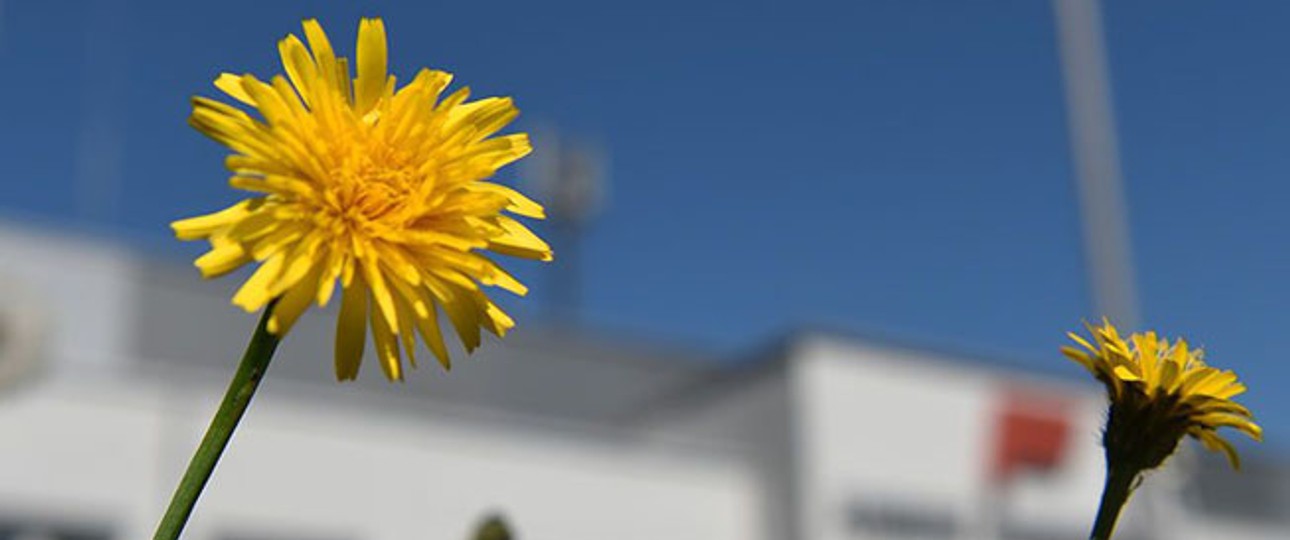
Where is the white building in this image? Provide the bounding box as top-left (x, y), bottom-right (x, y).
top-left (0, 220), bottom-right (1283, 540)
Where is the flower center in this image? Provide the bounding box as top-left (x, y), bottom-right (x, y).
top-left (321, 141), bottom-right (428, 236)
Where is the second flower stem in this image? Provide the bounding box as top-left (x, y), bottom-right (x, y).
top-left (1089, 465), bottom-right (1136, 540)
top-left (153, 302), bottom-right (282, 540)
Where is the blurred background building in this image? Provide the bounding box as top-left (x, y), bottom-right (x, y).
top-left (0, 220), bottom-right (1285, 540)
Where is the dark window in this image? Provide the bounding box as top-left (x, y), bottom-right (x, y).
top-left (0, 521), bottom-right (111, 540)
top-left (847, 500), bottom-right (958, 538)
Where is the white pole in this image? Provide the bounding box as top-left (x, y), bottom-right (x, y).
top-left (1053, 0), bottom-right (1140, 329)
top-left (73, 0), bottom-right (126, 223)
top-left (1052, 3), bottom-right (1173, 539)
top-left (0, 1), bottom-right (7, 54)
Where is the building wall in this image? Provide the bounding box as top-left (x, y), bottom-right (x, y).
top-left (642, 366), bottom-right (798, 540)
top-left (0, 367), bottom-right (760, 540)
top-left (0, 224), bottom-right (760, 540)
top-left (0, 224), bottom-right (138, 373)
top-left (0, 223), bottom-right (1284, 540)
top-left (790, 335), bottom-right (1159, 540)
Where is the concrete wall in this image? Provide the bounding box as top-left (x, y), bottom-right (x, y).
top-left (0, 224), bottom-right (759, 540)
top-left (2, 223), bottom-right (1285, 540)
top-left (0, 366), bottom-right (759, 540)
top-left (642, 365), bottom-right (798, 540)
top-left (791, 335), bottom-right (1153, 540)
top-left (0, 224), bottom-right (138, 374)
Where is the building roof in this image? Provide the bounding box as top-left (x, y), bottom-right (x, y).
top-left (129, 260), bottom-right (720, 427)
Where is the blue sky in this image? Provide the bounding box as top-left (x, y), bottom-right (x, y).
top-left (1, 1), bottom-right (1287, 447)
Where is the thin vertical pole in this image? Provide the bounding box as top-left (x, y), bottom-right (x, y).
top-left (1053, 0), bottom-right (1140, 329)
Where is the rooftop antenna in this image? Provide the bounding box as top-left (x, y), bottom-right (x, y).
top-left (526, 129), bottom-right (607, 322)
top-left (1053, 0), bottom-right (1140, 330)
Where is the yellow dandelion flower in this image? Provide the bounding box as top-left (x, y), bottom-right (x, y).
top-left (1062, 319), bottom-right (1261, 471)
top-left (172, 18), bottom-right (552, 381)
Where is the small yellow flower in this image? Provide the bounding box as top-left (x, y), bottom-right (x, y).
top-left (173, 18), bottom-right (551, 381)
top-left (1063, 320), bottom-right (1261, 470)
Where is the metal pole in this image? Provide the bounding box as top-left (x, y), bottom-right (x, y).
top-left (74, 0), bottom-right (127, 223)
top-left (0, 1), bottom-right (7, 54)
top-left (1052, 3), bottom-right (1167, 539)
top-left (1053, 0), bottom-right (1140, 329)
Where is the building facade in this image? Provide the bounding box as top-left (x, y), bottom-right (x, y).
top-left (0, 221), bottom-right (1283, 540)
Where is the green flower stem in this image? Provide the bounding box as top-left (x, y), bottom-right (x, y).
top-left (154, 302), bottom-right (282, 540)
top-left (1089, 464), bottom-right (1137, 540)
